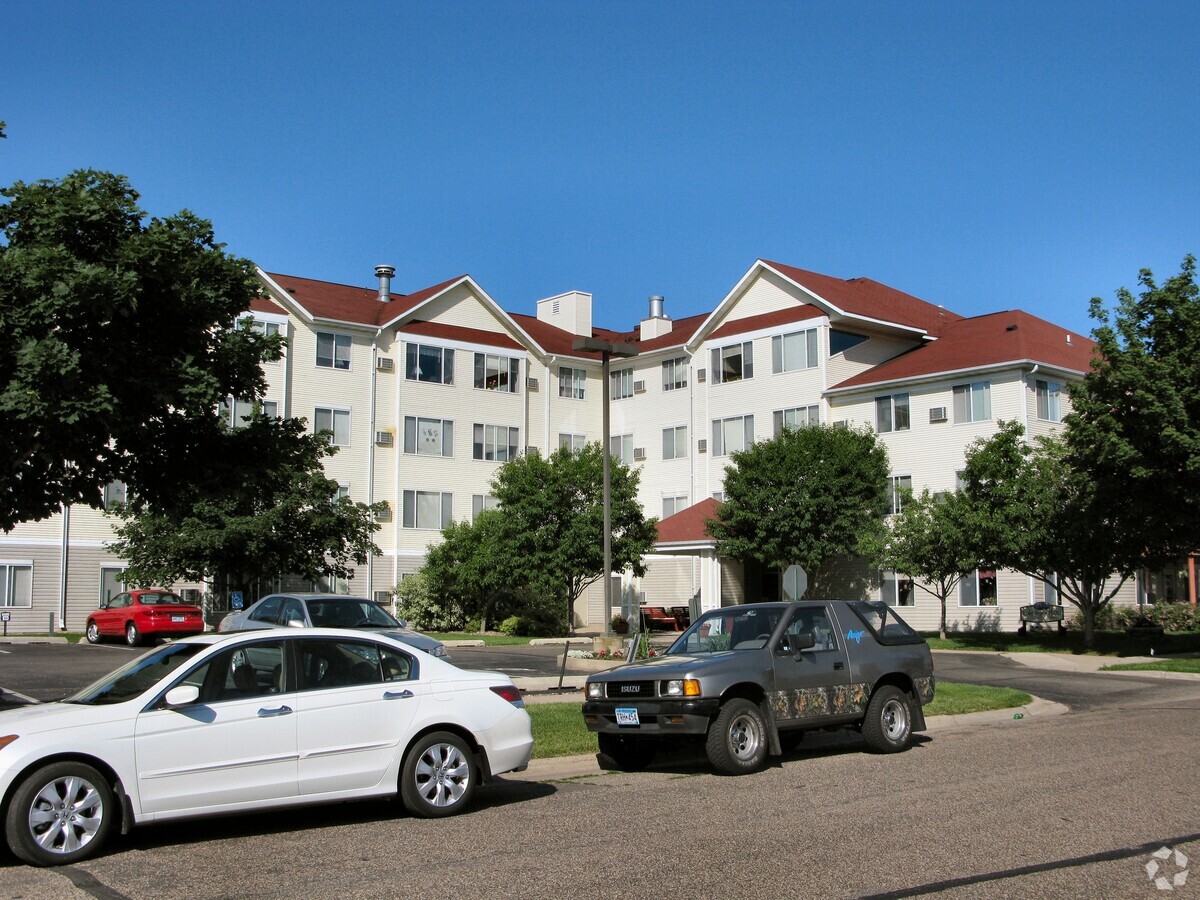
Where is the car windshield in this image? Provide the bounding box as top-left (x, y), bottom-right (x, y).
top-left (307, 599), bottom-right (401, 629)
top-left (667, 606), bottom-right (786, 654)
top-left (64, 642), bottom-right (206, 705)
top-left (847, 600), bottom-right (921, 643)
top-left (138, 592), bottom-right (186, 606)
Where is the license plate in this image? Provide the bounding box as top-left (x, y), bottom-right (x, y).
top-left (615, 708), bottom-right (640, 727)
top-left (171, 616), bottom-right (185, 623)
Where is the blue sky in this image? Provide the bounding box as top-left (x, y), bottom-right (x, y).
top-left (4, 1), bottom-right (1197, 337)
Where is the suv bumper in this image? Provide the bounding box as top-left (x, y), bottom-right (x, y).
top-left (582, 698), bottom-right (720, 736)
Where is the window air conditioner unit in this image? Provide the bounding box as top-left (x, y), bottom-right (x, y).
top-left (697, 439), bottom-right (707, 454)
top-left (375, 430), bottom-right (394, 446)
top-left (633, 447), bottom-right (646, 461)
top-left (526, 377), bottom-right (539, 391)
top-left (373, 591), bottom-right (393, 605)
top-left (374, 504), bottom-right (393, 522)
top-left (525, 446), bottom-right (538, 456)
top-left (376, 357), bottom-right (394, 372)
top-left (633, 380), bottom-right (646, 394)
top-left (697, 369), bottom-right (707, 383)
top-left (929, 406), bottom-right (948, 423)
top-left (833, 420), bottom-right (848, 428)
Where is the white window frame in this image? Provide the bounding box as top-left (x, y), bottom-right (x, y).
top-left (473, 424), bottom-right (520, 462)
top-left (474, 352), bottom-right (520, 393)
top-left (662, 425), bottom-right (688, 461)
top-left (401, 490), bottom-right (453, 530)
top-left (662, 494), bottom-right (689, 519)
top-left (888, 475), bottom-right (913, 515)
top-left (953, 381), bottom-right (991, 424)
top-left (609, 433), bottom-right (634, 465)
top-left (103, 480), bottom-right (127, 511)
top-left (403, 416), bottom-right (454, 457)
top-left (880, 569), bottom-right (915, 607)
top-left (959, 568), bottom-right (998, 607)
top-left (662, 357), bottom-right (688, 391)
top-left (771, 328), bottom-right (818, 373)
top-left (472, 494), bottom-right (500, 521)
top-left (316, 331), bottom-right (352, 370)
top-left (773, 405), bottom-right (820, 435)
top-left (558, 366), bottom-right (587, 400)
top-left (1036, 379), bottom-right (1062, 422)
top-left (336, 483), bottom-right (351, 500)
top-left (711, 415), bottom-right (754, 457)
top-left (0, 561), bottom-right (33, 608)
top-left (710, 342), bottom-right (754, 384)
top-left (610, 367), bottom-right (634, 400)
top-left (405, 343), bottom-right (455, 385)
top-left (99, 566), bottom-right (127, 605)
top-left (559, 433), bottom-right (587, 452)
top-left (314, 407), bottom-right (351, 447)
top-left (875, 393), bottom-right (911, 433)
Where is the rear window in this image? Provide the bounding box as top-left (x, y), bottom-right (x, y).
top-left (139, 592), bottom-right (186, 606)
top-left (846, 601), bottom-right (924, 645)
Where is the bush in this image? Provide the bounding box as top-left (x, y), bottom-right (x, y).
top-left (394, 573), bottom-right (466, 632)
top-left (498, 616), bottom-right (521, 636)
top-left (1068, 603), bottom-right (1200, 633)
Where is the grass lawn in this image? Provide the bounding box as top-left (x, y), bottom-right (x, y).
top-left (924, 630), bottom-right (1200, 657)
top-left (1101, 658), bottom-right (1200, 674)
top-left (526, 682), bottom-right (1031, 759)
top-left (425, 633), bottom-right (534, 646)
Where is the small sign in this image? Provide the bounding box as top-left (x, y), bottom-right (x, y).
top-left (230, 591), bottom-right (244, 610)
top-left (0, 612), bottom-right (10, 622)
top-left (783, 565), bottom-right (808, 601)
top-left (615, 708), bottom-right (640, 727)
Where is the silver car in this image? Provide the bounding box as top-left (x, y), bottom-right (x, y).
top-left (218, 593), bottom-right (449, 659)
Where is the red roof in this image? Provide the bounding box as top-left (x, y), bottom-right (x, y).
top-left (264, 272), bottom-right (466, 327)
top-left (655, 498), bottom-right (722, 546)
top-left (831, 310), bottom-right (1098, 390)
top-left (636, 312), bottom-right (709, 353)
top-left (762, 261), bottom-right (962, 337)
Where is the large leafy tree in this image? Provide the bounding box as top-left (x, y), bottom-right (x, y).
top-left (110, 416), bottom-right (382, 601)
top-left (709, 424), bottom-right (891, 597)
top-left (421, 510), bottom-right (511, 631)
top-left (960, 422), bottom-right (1144, 647)
top-left (489, 443), bottom-right (658, 634)
top-left (1066, 256), bottom-right (1200, 562)
top-left (876, 488), bottom-right (977, 639)
top-left (0, 170), bottom-right (279, 530)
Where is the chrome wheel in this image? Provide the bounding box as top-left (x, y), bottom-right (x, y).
top-left (881, 698), bottom-right (909, 741)
top-left (85, 621), bottom-right (100, 644)
top-left (125, 622), bottom-right (140, 646)
top-left (728, 712), bottom-right (763, 762)
top-left (26, 774), bottom-right (105, 856)
top-left (412, 741), bottom-right (470, 809)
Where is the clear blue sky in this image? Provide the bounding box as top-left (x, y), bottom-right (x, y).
top-left (4, 1), bottom-right (1197, 337)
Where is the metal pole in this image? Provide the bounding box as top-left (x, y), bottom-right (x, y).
top-left (602, 349), bottom-right (613, 636)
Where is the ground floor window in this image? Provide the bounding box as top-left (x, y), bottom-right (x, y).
top-left (0, 562), bottom-right (32, 608)
top-left (959, 568), bottom-right (997, 606)
top-left (99, 566), bottom-right (127, 605)
top-left (880, 570), bottom-right (914, 606)
top-left (1141, 560), bottom-right (1191, 604)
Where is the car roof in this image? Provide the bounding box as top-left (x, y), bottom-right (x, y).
top-left (259, 593), bottom-right (373, 602)
top-left (179, 627), bottom-right (428, 652)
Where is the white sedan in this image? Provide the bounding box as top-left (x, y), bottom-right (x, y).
top-left (0, 629), bottom-right (533, 867)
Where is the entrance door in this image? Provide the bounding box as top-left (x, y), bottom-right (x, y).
top-left (770, 604), bottom-right (855, 726)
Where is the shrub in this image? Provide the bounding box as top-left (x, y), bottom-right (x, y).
top-left (395, 573), bottom-right (466, 632)
top-left (498, 616), bottom-right (521, 637)
top-left (1068, 603), bottom-right (1200, 633)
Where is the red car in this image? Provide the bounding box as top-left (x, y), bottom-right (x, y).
top-left (85, 589), bottom-right (206, 646)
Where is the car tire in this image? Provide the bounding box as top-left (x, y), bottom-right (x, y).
top-left (124, 622), bottom-right (141, 647)
top-left (400, 732), bottom-right (476, 818)
top-left (85, 621), bottom-right (101, 644)
top-left (4, 761), bottom-right (115, 867)
top-left (597, 733), bottom-right (658, 772)
top-left (862, 685), bottom-right (913, 753)
top-left (705, 698), bottom-right (768, 775)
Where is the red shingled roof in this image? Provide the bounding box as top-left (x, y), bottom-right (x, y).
top-left (264, 272), bottom-right (467, 327)
top-left (655, 498), bottom-right (722, 546)
top-left (831, 310), bottom-right (1098, 391)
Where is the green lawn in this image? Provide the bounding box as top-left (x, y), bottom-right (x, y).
top-left (924, 630), bottom-right (1200, 657)
top-left (426, 633), bottom-right (534, 646)
top-left (1101, 658), bottom-right (1200, 674)
top-left (526, 682), bottom-right (1031, 759)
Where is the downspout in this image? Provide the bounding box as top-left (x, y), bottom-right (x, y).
top-left (1025, 364), bottom-right (1039, 438)
top-left (543, 355), bottom-right (556, 450)
top-left (367, 327), bottom-right (382, 598)
top-left (59, 503), bottom-right (69, 630)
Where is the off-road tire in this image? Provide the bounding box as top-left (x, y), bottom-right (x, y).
top-left (705, 698), bottom-right (768, 775)
top-left (862, 685), bottom-right (913, 753)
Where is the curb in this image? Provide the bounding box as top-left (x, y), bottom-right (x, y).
top-left (0, 636), bottom-right (70, 645)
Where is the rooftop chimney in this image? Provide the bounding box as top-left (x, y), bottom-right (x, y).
top-left (640, 294), bottom-right (672, 341)
top-left (375, 264), bottom-right (395, 302)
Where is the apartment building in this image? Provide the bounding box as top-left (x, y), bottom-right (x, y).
top-left (3, 258), bottom-right (1169, 634)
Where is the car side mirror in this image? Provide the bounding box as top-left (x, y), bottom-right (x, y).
top-left (787, 632), bottom-right (816, 658)
top-left (164, 685), bottom-right (200, 707)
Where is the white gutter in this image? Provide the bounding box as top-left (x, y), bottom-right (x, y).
top-left (367, 327), bottom-right (382, 598)
top-left (543, 355), bottom-right (556, 450)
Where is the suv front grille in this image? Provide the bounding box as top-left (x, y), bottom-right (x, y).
top-left (605, 680), bottom-right (655, 699)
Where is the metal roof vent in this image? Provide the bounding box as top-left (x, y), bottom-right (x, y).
top-left (648, 295), bottom-right (665, 319)
top-left (375, 265), bottom-right (396, 302)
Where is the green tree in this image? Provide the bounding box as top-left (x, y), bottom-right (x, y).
top-left (875, 488), bottom-right (976, 639)
top-left (421, 510), bottom-right (510, 631)
top-left (0, 170), bottom-right (279, 531)
top-left (1066, 256), bottom-right (1200, 561)
top-left (961, 422), bottom-right (1144, 647)
top-left (110, 416), bottom-right (382, 601)
top-left (489, 444), bottom-right (658, 634)
top-left (709, 424), bottom-right (890, 597)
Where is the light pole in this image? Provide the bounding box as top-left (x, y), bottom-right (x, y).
top-left (572, 336), bottom-right (638, 634)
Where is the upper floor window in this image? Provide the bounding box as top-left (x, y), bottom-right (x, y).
top-left (771, 328), bottom-right (818, 373)
top-left (888, 475), bottom-right (912, 514)
top-left (403, 416), bottom-right (454, 457)
top-left (662, 425), bottom-right (688, 460)
top-left (472, 494), bottom-right (500, 521)
top-left (559, 366), bottom-right (586, 400)
top-left (662, 494), bottom-right (689, 518)
top-left (402, 490), bottom-right (453, 530)
top-left (103, 481), bottom-right (127, 511)
top-left (220, 397), bottom-right (277, 429)
top-left (953, 382), bottom-right (991, 424)
top-left (876, 393), bottom-right (910, 433)
top-left (711, 342), bottom-right (753, 384)
top-left (473, 424), bottom-right (520, 462)
top-left (662, 357), bottom-right (688, 391)
top-left (474, 353), bottom-right (520, 393)
top-left (405, 343), bottom-right (454, 385)
top-left (1036, 379), bottom-right (1062, 422)
top-left (610, 368), bottom-right (634, 400)
top-left (314, 407), bottom-right (350, 447)
top-left (250, 320), bottom-right (283, 363)
top-left (712, 415), bottom-right (753, 456)
top-left (829, 329), bottom-right (868, 356)
top-left (774, 405), bottom-right (819, 435)
top-left (316, 331), bottom-right (351, 370)
top-left (559, 433), bottom-right (587, 452)
top-left (609, 433), bottom-right (634, 465)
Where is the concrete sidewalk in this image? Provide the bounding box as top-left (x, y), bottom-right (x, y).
top-left (938, 648), bottom-right (1200, 680)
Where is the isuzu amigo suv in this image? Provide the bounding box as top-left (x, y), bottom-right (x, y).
top-left (582, 600), bottom-right (935, 775)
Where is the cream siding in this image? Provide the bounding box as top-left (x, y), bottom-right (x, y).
top-left (724, 269), bottom-right (805, 321)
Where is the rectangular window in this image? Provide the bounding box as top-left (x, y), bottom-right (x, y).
top-left (401, 490), bottom-right (453, 530)
top-left (472, 494), bottom-right (500, 520)
top-left (314, 407), bottom-right (351, 447)
top-left (336, 484), bottom-right (351, 500)
top-left (0, 562), bottom-right (33, 608)
top-left (1036, 379), bottom-right (1062, 422)
top-left (405, 343), bottom-right (455, 385)
top-left (710, 342), bottom-right (754, 384)
top-left (609, 433), bottom-right (634, 465)
top-left (771, 328), bottom-right (819, 373)
top-left (953, 382), bottom-right (991, 423)
top-left (880, 570), bottom-right (915, 607)
top-left (610, 368), bottom-right (634, 400)
top-left (662, 425), bottom-right (688, 460)
top-left (773, 405), bottom-right (820, 435)
top-left (662, 357), bottom-right (688, 391)
top-left (403, 416), bottom-right (454, 457)
top-left (99, 566), bottom-right (126, 605)
top-left (662, 494), bottom-right (689, 518)
top-left (474, 353), bottom-right (520, 393)
top-left (711, 415), bottom-right (754, 456)
top-left (473, 424), bottom-right (520, 461)
top-left (559, 433), bottom-right (587, 452)
top-left (1040, 574), bottom-right (1060, 605)
top-left (888, 475), bottom-right (913, 514)
top-left (875, 393), bottom-right (911, 433)
top-left (316, 331), bottom-right (352, 370)
top-left (558, 366), bottom-right (586, 400)
top-left (220, 396), bottom-right (273, 429)
top-left (251, 320), bottom-right (283, 363)
top-left (103, 480), bottom-right (127, 511)
top-left (959, 568), bottom-right (998, 606)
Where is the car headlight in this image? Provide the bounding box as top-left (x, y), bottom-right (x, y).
top-left (432, 646), bottom-right (448, 658)
top-left (587, 682), bottom-right (604, 700)
top-left (661, 679), bottom-right (701, 697)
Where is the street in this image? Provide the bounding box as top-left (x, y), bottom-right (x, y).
top-left (0, 644), bottom-right (1197, 898)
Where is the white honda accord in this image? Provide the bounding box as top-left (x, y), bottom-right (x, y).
top-left (0, 629), bottom-right (533, 866)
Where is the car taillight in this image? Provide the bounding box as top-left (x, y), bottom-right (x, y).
top-left (490, 685), bottom-right (525, 707)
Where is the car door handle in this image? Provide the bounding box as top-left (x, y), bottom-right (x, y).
top-left (384, 690), bottom-right (414, 700)
top-left (833, 662), bottom-right (844, 670)
top-left (258, 705), bottom-right (293, 717)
